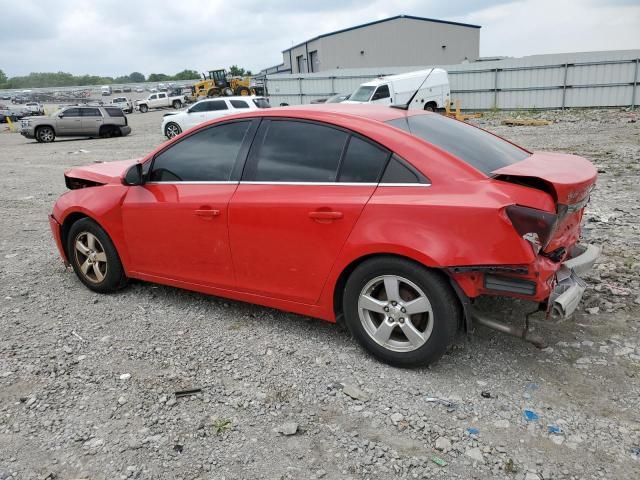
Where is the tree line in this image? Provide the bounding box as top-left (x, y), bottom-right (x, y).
top-left (0, 66), bottom-right (255, 90)
top-left (0, 69), bottom-right (201, 89)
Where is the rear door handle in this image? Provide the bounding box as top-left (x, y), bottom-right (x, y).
top-left (194, 208), bottom-right (220, 218)
top-left (308, 210), bottom-right (343, 220)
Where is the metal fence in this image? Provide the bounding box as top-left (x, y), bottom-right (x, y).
top-left (264, 50), bottom-right (640, 110)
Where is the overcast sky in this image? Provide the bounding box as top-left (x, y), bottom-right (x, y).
top-left (0, 0), bottom-right (638, 77)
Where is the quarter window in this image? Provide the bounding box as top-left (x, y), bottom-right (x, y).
top-left (249, 120), bottom-right (348, 182)
top-left (380, 155), bottom-right (423, 184)
top-left (150, 122), bottom-right (251, 182)
top-left (230, 100), bottom-right (250, 109)
top-left (338, 136), bottom-right (389, 183)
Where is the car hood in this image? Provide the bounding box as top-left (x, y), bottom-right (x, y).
top-left (64, 158), bottom-right (141, 185)
top-left (492, 151), bottom-right (597, 205)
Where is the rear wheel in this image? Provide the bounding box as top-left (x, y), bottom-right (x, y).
top-left (139, 104), bottom-right (148, 113)
top-left (164, 122), bottom-right (182, 139)
top-left (424, 102), bottom-right (437, 112)
top-left (67, 218), bottom-right (127, 293)
top-left (36, 126), bottom-right (55, 143)
top-left (172, 100), bottom-right (182, 109)
top-left (343, 257), bottom-right (459, 367)
top-left (222, 87), bottom-right (234, 97)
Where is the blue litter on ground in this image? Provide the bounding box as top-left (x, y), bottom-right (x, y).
top-left (547, 425), bottom-right (562, 434)
top-left (466, 427), bottom-right (480, 435)
top-left (526, 383), bottom-right (539, 391)
top-left (523, 410), bottom-right (539, 421)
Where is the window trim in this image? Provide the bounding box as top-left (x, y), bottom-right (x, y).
top-left (146, 118), bottom-right (260, 183)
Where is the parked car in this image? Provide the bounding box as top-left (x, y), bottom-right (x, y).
top-left (343, 68), bottom-right (450, 111)
top-left (1, 105), bottom-right (30, 122)
top-left (1, 94), bottom-right (11, 100)
top-left (135, 92), bottom-right (186, 113)
top-left (111, 97), bottom-right (133, 114)
top-left (311, 93), bottom-right (351, 104)
top-left (135, 87), bottom-right (145, 93)
top-left (101, 85), bottom-right (112, 96)
top-left (113, 86), bottom-right (123, 93)
top-left (161, 96), bottom-right (270, 138)
top-left (21, 105), bottom-right (131, 142)
top-left (24, 102), bottom-right (45, 115)
top-left (123, 86), bottom-right (132, 93)
top-left (49, 104), bottom-right (599, 367)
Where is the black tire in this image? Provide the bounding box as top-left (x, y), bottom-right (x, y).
top-left (99, 125), bottom-right (113, 138)
top-left (36, 126), bottom-right (55, 143)
top-left (139, 104), bottom-right (148, 113)
top-left (424, 102), bottom-right (437, 112)
top-left (235, 86), bottom-right (251, 96)
top-left (172, 100), bottom-right (182, 109)
top-left (343, 256), bottom-right (460, 367)
top-left (67, 218), bottom-right (127, 293)
top-left (222, 87), bottom-right (234, 97)
top-left (164, 122), bottom-right (182, 139)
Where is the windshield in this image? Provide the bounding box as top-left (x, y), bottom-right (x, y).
top-left (386, 114), bottom-right (530, 175)
top-left (350, 86), bottom-right (375, 102)
top-left (326, 93), bottom-right (349, 103)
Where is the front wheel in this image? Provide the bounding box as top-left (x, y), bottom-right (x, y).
top-left (36, 126), bottom-right (55, 143)
top-left (67, 218), bottom-right (127, 293)
top-left (139, 104), bottom-right (148, 113)
top-left (164, 122), bottom-right (182, 139)
top-left (343, 257), bottom-right (460, 367)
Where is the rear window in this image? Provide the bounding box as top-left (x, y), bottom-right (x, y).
top-left (386, 115), bottom-right (530, 175)
top-left (104, 107), bottom-right (124, 117)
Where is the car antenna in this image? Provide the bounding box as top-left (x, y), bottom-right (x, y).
top-left (390, 68), bottom-right (435, 111)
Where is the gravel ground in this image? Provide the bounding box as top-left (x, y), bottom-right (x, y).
top-left (0, 106), bottom-right (639, 480)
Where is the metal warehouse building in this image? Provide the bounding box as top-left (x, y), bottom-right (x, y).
top-left (266, 15), bottom-right (480, 75)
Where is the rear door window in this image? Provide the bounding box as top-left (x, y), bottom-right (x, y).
top-left (206, 100), bottom-right (228, 111)
top-left (150, 121), bottom-right (252, 182)
top-left (81, 108), bottom-right (102, 117)
top-left (386, 114), bottom-right (530, 175)
top-left (104, 107), bottom-right (124, 117)
top-left (246, 120), bottom-right (348, 182)
top-left (338, 136), bottom-right (389, 183)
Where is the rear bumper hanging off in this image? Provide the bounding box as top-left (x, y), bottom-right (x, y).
top-left (549, 243), bottom-right (601, 319)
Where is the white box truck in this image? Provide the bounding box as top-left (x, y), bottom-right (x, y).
top-left (343, 68), bottom-right (450, 111)
top-left (101, 85), bottom-right (112, 96)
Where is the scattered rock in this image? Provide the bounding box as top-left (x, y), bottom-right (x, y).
top-left (274, 422), bottom-right (299, 436)
top-left (341, 383), bottom-right (369, 402)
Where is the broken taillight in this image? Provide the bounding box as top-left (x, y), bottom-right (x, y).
top-left (505, 205), bottom-right (558, 252)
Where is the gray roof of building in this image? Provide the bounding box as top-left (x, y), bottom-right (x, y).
top-left (282, 14), bottom-right (481, 53)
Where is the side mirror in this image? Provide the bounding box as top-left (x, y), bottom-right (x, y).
top-left (58, 114), bottom-right (64, 118)
top-left (123, 163), bottom-right (144, 186)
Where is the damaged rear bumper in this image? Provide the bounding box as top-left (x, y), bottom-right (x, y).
top-left (549, 243), bottom-right (600, 319)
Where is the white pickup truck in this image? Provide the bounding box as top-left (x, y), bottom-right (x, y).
top-left (135, 92), bottom-right (187, 113)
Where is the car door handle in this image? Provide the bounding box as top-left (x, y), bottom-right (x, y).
top-left (194, 208), bottom-right (220, 218)
top-left (308, 210), bottom-right (343, 220)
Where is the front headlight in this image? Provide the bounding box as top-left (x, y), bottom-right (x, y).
top-left (21, 119), bottom-right (31, 127)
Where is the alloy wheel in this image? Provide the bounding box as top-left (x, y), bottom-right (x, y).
top-left (74, 232), bottom-right (108, 283)
top-left (358, 275), bottom-right (434, 352)
top-left (39, 128), bottom-right (54, 142)
top-left (166, 123), bottom-right (181, 138)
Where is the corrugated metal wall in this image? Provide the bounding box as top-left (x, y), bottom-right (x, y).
top-left (265, 50), bottom-right (640, 109)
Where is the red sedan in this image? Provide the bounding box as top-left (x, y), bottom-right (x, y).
top-left (50, 105), bottom-right (599, 366)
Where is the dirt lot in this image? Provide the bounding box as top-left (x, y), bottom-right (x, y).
top-left (0, 106), bottom-right (639, 480)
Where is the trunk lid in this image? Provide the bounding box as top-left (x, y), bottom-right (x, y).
top-left (64, 158), bottom-right (141, 186)
top-left (492, 151), bottom-right (597, 206)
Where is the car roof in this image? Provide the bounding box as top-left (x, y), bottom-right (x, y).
top-left (260, 104), bottom-right (416, 123)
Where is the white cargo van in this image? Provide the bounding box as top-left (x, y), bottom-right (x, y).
top-left (344, 68), bottom-right (450, 111)
top-left (101, 85), bottom-right (112, 96)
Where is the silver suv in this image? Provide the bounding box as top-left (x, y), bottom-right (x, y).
top-left (20, 106), bottom-right (132, 143)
